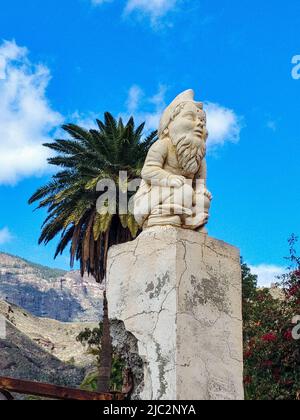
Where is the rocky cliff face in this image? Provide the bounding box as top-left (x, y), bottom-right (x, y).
top-left (0, 253), bottom-right (103, 322)
top-left (0, 300), bottom-right (97, 368)
top-left (0, 321), bottom-right (86, 391)
top-left (0, 300), bottom-right (99, 394)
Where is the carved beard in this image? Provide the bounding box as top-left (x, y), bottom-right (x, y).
top-left (172, 134), bottom-right (206, 176)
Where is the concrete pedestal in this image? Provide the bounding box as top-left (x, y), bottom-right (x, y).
top-left (107, 226), bottom-right (244, 400)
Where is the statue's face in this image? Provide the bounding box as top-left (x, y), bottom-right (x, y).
top-left (167, 102), bottom-right (207, 175)
top-left (168, 102), bottom-right (207, 146)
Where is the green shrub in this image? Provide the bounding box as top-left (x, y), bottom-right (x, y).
top-left (243, 237), bottom-right (300, 400)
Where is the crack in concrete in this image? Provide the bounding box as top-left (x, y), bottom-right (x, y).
top-left (178, 310), bottom-right (222, 329)
top-left (225, 340), bottom-right (243, 364)
top-left (152, 286), bottom-right (176, 334)
top-left (177, 240), bottom-right (187, 292)
top-left (123, 310), bottom-right (158, 323)
top-left (204, 243), bottom-right (239, 263)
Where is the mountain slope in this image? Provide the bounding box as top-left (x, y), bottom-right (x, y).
top-left (0, 300), bottom-right (97, 367)
top-left (0, 253), bottom-right (103, 322)
top-left (0, 320), bottom-right (85, 390)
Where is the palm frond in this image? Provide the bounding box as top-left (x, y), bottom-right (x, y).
top-left (30, 112), bottom-right (156, 283)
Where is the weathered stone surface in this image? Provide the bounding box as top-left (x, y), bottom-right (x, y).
top-left (107, 226), bottom-right (244, 400)
top-left (110, 320), bottom-right (144, 400)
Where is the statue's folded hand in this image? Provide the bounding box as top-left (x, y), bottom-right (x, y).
top-left (167, 175), bottom-right (185, 188)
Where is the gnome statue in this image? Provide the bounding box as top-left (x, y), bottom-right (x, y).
top-left (134, 89), bottom-right (212, 230)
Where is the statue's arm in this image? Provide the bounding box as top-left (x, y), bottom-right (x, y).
top-left (197, 159), bottom-right (207, 184)
top-left (141, 140), bottom-right (170, 186)
top-left (195, 158), bottom-right (212, 200)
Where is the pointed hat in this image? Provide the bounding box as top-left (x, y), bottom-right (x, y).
top-left (158, 89), bottom-right (203, 136)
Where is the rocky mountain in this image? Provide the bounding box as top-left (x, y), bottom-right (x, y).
top-left (0, 253), bottom-right (103, 322)
top-left (0, 300), bottom-right (98, 394)
top-left (0, 300), bottom-right (97, 367)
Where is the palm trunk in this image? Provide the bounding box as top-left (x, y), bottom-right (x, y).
top-left (97, 290), bottom-right (112, 393)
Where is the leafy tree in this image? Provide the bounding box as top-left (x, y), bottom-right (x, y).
top-left (241, 258), bottom-right (257, 301)
top-left (242, 258), bottom-right (258, 326)
top-left (77, 323), bottom-right (125, 392)
top-left (29, 114), bottom-right (157, 392)
top-left (77, 323), bottom-right (104, 362)
top-left (242, 238), bottom-right (300, 400)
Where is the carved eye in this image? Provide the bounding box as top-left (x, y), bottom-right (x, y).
top-left (184, 112), bottom-right (195, 121)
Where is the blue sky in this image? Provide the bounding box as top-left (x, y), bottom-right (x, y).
top-left (0, 0), bottom-right (299, 285)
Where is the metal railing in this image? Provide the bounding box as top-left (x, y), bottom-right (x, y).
top-left (0, 376), bottom-right (129, 401)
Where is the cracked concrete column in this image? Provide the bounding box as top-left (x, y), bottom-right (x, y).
top-left (107, 226), bottom-right (244, 400)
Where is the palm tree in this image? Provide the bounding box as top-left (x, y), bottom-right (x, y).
top-left (29, 113), bottom-right (157, 392)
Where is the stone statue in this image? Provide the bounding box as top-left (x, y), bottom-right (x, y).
top-left (134, 89), bottom-right (212, 230)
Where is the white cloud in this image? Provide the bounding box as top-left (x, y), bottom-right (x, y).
top-left (91, 0), bottom-right (181, 25)
top-left (68, 110), bottom-right (98, 130)
top-left (0, 227), bottom-right (12, 245)
top-left (125, 0), bottom-right (178, 20)
top-left (249, 264), bottom-right (286, 288)
top-left (0, 41), bottom-right (27, 80)
top-left (68, 85), bottom-right (163, 135)
top-left (123, 84), bottom-right (167, 132)
top-left (123, 86), bottom-right (242, 147)
top-left (127, 85), bottom-right (144, 113)
top-left (0, 40), bottom-right (63, 185)
top-left (205, 102), bottom-right (241, 149)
